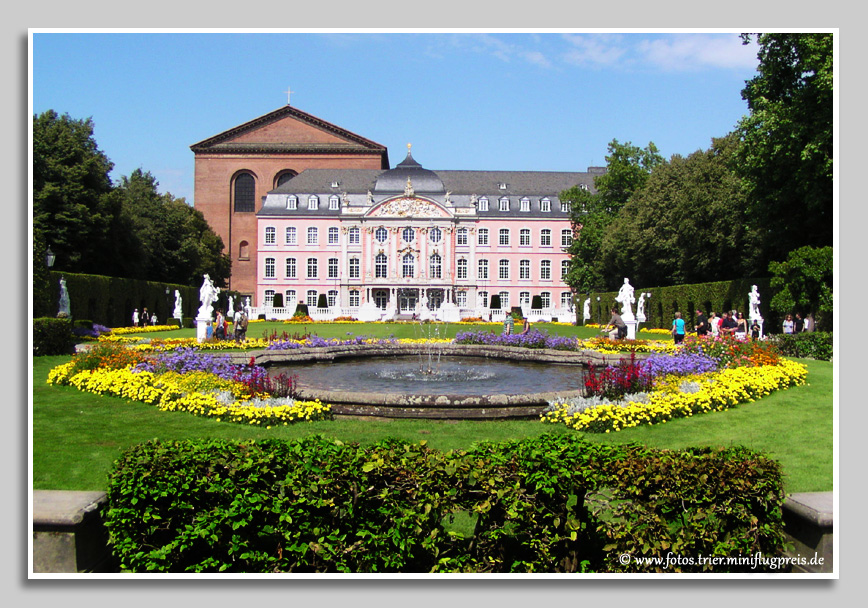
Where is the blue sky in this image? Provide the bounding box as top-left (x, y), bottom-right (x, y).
top-left (31, 31), bottom-right (761, 204)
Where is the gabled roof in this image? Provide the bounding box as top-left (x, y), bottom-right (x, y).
top-left (190, 105), bottom-right (389, 166)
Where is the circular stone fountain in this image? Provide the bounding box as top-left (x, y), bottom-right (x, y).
top-left (236, 342), bottom-right (628, 419)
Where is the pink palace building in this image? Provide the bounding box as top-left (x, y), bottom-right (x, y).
top-left (254, 145), bottom-right (600, 322)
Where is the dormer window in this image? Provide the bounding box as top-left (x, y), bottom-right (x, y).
top-left (287, 195), bottom-right (297, 210)
top-left (499, 183), bottom-right (508, 190)
top-left (540, 198), bottom-right (551, 212)
top-left (477, 197), bottom-right (489, 212)
top-left (308, 195), bottom-right (319, 210)
top-left (331, 181), bottom-right (340, 188)
top-left (520, 197), bottom-right (530, 212)
top-left (329, 195), bottom-right (340, 210)
top-left (499, 197), bottom-right (510, 212)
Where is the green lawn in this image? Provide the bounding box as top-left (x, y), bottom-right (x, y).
top-left (32, 323), bottom-right (833, 495)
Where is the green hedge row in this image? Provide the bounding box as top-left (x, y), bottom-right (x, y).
top-left (105, 434), bottom-right (787, 573)
top-left (41, 271), bottom-right (243, 328)
top-left (32, 317), bottom-right (74, 356)
top-left (770, 331), bottom-right (834, 361)
top-left (584, 277), bottom-right (776, 331)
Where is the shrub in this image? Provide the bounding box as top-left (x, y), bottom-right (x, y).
top-left (272, 292), bottom-right (284, 308)
top-left (33, 317), bottom-right (74, 356)
top-left (104, 434), bottom-right (787, 573)
top-left (770, 332), bottom-right (833, 361)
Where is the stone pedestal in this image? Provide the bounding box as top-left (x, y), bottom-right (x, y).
top-left (625, 320), bottom-right (638, 340)
top-left (439, 302), bottom-right (460, 323)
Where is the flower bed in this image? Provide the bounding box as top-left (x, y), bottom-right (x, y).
top-left (47, 345), bottom-right (331, 427)
top-left (542, 336), bottom-right (808, 433)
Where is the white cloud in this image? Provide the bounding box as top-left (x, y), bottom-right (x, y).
top-left (560, 33), bottom-right (629, 68)
top-left (636, 34), bottom-right (759, 71)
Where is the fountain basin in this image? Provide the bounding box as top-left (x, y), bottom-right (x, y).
top-left (230, 343), bottom-right (631, 419)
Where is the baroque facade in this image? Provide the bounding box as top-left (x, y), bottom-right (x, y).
top-left (192, 105), bottom-right (602, 321)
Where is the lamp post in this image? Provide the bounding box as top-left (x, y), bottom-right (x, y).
top-left (596, 296), bottom-right (601, 325)
top-left (45, 247), bottom-right (56, 268)
top-left (165, 287), bottom-right (171, 325)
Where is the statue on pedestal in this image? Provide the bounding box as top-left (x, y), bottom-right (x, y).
top-left (197, 274), bottom-right (219, 319)
top-left (749, 285), bottom-right (763, 322)
top-left (583, 298), bottom-right (591, 323)
top-left (615, 278), bottom-right (635, 320)
top-left (58, 276), bottom-right (71, 317)
top-left (173, 290), bottom-right (183, 319)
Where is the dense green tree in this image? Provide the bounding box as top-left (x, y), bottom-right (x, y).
top-left (600, 134), bottom-right (763, 287)
top-left (737, 33), bottom-right (833, 265)
top-left (768, 245), bottom-right (833, 330)
top-left (116, 169), bottom-right (231, 286)
top-left (562, 140), bottom-right (664, 292)
top-left (33, 110), bottom-right (118, 273)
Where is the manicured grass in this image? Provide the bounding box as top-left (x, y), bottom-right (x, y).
top-left (32, 341), bottom-right (833, 495)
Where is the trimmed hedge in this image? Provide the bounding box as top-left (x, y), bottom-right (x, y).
top-left (105, 434), bottom-right (787, 573)
top-left (33, 317), bottom-right (74, 356)
top-left (770, 331), bottom-right (833, 361)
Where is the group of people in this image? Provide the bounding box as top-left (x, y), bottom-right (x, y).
top-left (502, 314), bottom-right (531, 336)
top-left (782, 313), bottom-right (814, 334)
top-left (131, 307), bottom-right (158, 327)
top-left (209, 307), bottom-right (249, 342)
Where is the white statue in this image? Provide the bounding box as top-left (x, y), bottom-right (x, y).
top-left (615, 278), bottom-right (635, 319)
top-left (227, 295), bottom-right (234, 317)
top-left (58, 276), bottom-right (71, 317)
top-left (636, 292), bottom-right (647, 323)
top-left (583, 298), bottom-right (591, 322)
top-left (197, 274), bottom-right (219, 319)
top-left (173, 290), bottom-right (183, 319)
top-left (749, 285), bottom-right (763, 322)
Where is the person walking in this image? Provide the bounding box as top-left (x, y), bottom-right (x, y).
top-left (782, 314), bottom-right (795, 334)
top-left (708, 311), bottom-right (719, 338)
top-left (671, 312), bottom-right (686, 345)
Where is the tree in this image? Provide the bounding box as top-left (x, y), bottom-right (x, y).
top-left (33, 110), bottom-right (117, 274)
top-left (768, 245), bottom-right (833, 330)
top-left (599, 133), bottom-right (763, 287)
top-left (737, 33), bottom-right (833, 265)
top-left (562, 140), bottom-right (664, 292)
top-left (116, 169), bottom-right (231, 286)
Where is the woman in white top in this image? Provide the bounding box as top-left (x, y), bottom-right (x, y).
top-left (708, 312), bottom-right (719, 337)
top-left (782, 314), bottom-right (795, 334)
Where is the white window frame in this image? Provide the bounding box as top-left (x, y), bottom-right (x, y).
top-left (264, 257), bottom-right (276, 278)
top-left (541, 198), bottom-right (551, 212)
top-left (540, 259), bottom-right (552, 280)
top-left (285, 257), bottom-right (296, 279)
top-left (498, 228), bottom-right (510, 246)
top-left (307, 258), bottom-right (318, 279)
top-left (561, 229), bottom-right (573, 247)
top-left (456, 228), bottom-right (468, 245)
top-left (540, 229), bottom-right (551, 247)
top-left (520, 197), bottom-right (530, 212)
top-left (519, 259), bottom-right (530, 280)
top-left (328, 258), bottom-right (339, 279)
top-left (499, 197), bottom-right (510, 212)
top-left (477, 197), bottom-right (489, 211)
top-left (348, 226), bottom-right (360, 245)
top-left (329, 195), bottom-right (340, 210)
top-left (456, 258), bottom-right (468, 279)
top-left (349, 257), bottom-right (360, 279)
top-left (308, 195), bottom-right (319, 210)
top-left (498, 259), bottom-right (510, 280)
top-left (265, 226), bottom-right (276, 245)
top-left (375, 227), bottom-right (388, 243)
top-left (328, 227), bottom-right (340, 245)
top-left (307, 227), bottom-right (318, 245)
top-left (375, 253), bottom-right (388, 278)
top-left (402, 253), bottom-right (415, 278)
top-left (478, 259), bottom-right (489, 280)
top-left (478, 228), bottom-right (489, 246)
top-left (285, 226), bottom-right (297, 245)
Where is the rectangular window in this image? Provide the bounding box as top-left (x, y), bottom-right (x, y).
top-left (499, 259), bottom-right (509, 280)
top-left (307, 258), bottom-right (318, 279)
top-left (456, 258), bottom-right (468, 279)
top-left (541, 292), bottom-right (551, 308)
top-left (307, 290), bottom-right (318, 307)
top-left (287, 196), bottom-right (297, 210)
top-left (561, 229), bottom-right (573, 247)
top-left (519, 259), bottom-right (530, 280)
top-left (375, 254), bottom-right (387, 278)
top-left (329, 195), bottom-right (340, 210)
top-left (520, 292), bottom-right (531, 308)
top-left (328, 258), bottom-right (339, 279)
top-left (499, 197), bottom-right (509, 212)
top-left (285, 290), bottom-right (296, 304)
top-left (478, 228), bottom-right (489, 246)
top-left (540, 259), bottom-right (551, 280)
top-left (327, 290), bottom-right (338, 306)
top-left (478, 259), bottom-right (489, 280)
top-left (499, 291), bottom-right (509, 309)
top-left (349, 258), bottom-right (360, 279)
top-left (561, 259), bottom-right (569, 280)
top-left (540, 229), bottom-right (551, 247)
top-left (265, 226), bottom-right (276, 245)
top-left (520, 198), bottom-right (530, 212)
top-left (307, 227), bottom-right (318, 245)
top-left (456, 291), bottom-right (467, 307)
top-left (477, 197), bottom-right (489, 211)
top-left (560, 200), bottom-right (570, 213)
top-left (541, 198), bottom-right (551, 212)
top-left (308, 196), bottom-right (319, 210)
top-left (499, 228), bottom-right (510, 246)
top-left (349, 290), bottom-right (360, 307)
top-left (265, 257), bottom-right (275, 278)
top-left (478, 290), bottom-right (489, 308)
top-left (264, 289), bottom-right (275, 306)
top-left (285, 227), bottom-right (297, 245)
top-left (457, 228), bottom-right (468, 245)
top-left (328, 227), bottom-right (339, 245)
top-left (561, 291), bottom-right (573, 309)
top-left (520, 228), bottom-right (530, 246)
top-left (285, 257), bottom-right (296, 279)
top-left (349, 227), bottom-right (360, 245)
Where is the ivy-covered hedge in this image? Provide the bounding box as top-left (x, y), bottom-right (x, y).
top-left (769, 331), bottom-right (833, 361)
top-left (105, 434), bottom-right (787, 573)
top-left (33, 317), bottom-right (74, 356)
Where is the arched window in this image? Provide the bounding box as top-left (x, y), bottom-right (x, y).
top-left (234, 173), bottom-right (255, 212)
top-left (275, 171), bottom-right (297, 189)
top-left (402, 253), bottom-right (415, 278)
top-left (238, 240), bottom-right (250, 260)
top-left (429, 253), bottom-right (442, 279)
